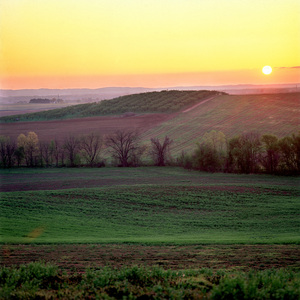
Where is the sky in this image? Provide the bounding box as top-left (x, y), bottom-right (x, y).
top-left (0, 0), bottom-right (299, 89)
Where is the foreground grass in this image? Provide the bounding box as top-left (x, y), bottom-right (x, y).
top-left (1, 262), bottom-right (299, 299)
top-left (1, 177), bottom-right (299, 244)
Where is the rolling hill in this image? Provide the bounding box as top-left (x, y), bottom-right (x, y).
top-left (141, 92), bottom-right (300, 154)
top-left (0, 91), bottom-right (299, 156)
top-left (0, 90), bottom-right (221, 122)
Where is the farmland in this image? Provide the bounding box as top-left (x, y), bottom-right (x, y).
top-left (1, 91), bottom-right (300, 298)
top-left (1, 167), bottom-right (300, 298)
top-left (141, 92), bottom-right (300, 154)
top-left (1, 167), bottom-right (299, 245)
top-left (0, 90), bottom-right (220, 122)
top-left (0, 102), bottom-right (72, 117)
top-left (1, 92), bottom-right (299, 155)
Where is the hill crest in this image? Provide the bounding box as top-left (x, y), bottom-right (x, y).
top-left (0, 90), bottom-right (223, 122)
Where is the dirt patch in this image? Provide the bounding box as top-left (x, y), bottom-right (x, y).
top-left (0, 173), bottom-right (282, 193)
top-left (1, 167), bottom-right (297, 194)
top-left (0, 113), bottom-right (176, 143)
top-left (1, 244), bottom-right (299, 273)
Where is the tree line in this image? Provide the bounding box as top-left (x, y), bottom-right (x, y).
top-left (0, 131), bottom-right (173, 169)
top-left (178, 130), bottom-right (300, 175)
top-left (0, 130), bottom-right (299, 175)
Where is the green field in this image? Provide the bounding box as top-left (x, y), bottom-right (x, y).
top-left (1, 167), bottom-right (299, 298)
top-left (1, 167), bottom-right (299, 244)
top-left (0, 90), bottom-right (220, 122)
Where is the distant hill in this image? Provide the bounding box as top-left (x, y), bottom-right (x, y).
top-left (141, 92), bottom-right (300, 154)
top-left (0, 87), bottom-right (153, 97)
top-left (1, 84), bottom-right (299, 104)
top-left (0, 87), bottom-right (156, 104)
top-left (1, 91), bottom-right (299, 156)
top-left (0, 90), bottom-right (222, 122)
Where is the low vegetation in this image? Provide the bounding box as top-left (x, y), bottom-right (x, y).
top-left (0, 90), bottom-right (221, 122)
top-left (1, 262), bottom-right (299, 299)
top-left (1, 170), bottom-right (299, 244)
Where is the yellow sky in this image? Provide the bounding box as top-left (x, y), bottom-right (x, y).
top-left (0, 0), bottom-right (299, 89)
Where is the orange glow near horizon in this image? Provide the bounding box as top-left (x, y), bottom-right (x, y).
top-left (1, 68), bottom-right (300, 90)
top-left (0, 0), bottom-right (299, 89)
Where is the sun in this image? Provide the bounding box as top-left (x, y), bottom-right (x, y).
top-left (262, 65), bottom-right (272, 75)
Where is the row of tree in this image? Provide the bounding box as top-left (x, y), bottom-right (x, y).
top-left (0, 131), bottom-right (173, 169)
top-left (178, 131), bottom-right (300, 175)
top-left (0, 130), bottom-right (299, 174)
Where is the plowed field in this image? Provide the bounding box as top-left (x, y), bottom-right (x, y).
top-left (1, 244), bottom-right (299, 273)
top-left (0, 113), bottom-right (175, 143)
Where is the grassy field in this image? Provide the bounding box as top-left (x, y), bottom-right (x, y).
top-left (1, 167), bottom-right (299, 298)
top-left (1, 167), bottom-right (299, 244)
top-left (141, 93), bottom-right (300, 154)
top-left (0, 90), bottom-right (219, 122)
top-left (1, 91), bottom-right (299, 298)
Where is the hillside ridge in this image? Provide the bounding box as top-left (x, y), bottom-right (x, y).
top-left (0, 90), bottom-right (222, 123)
top-left (1, 92), bottom-right (299, 156)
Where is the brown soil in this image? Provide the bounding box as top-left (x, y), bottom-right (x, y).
top-left (1, 244), bottom-right (299, 273)
top-left (1, 169), bottom-right (294, 193)
top-left (0, 113), bottom-right (176, 143)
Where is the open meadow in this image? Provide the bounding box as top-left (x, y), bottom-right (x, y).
top-left (1, 167), bottom-right (299, 244)
top-left (1, 167), bottom-right (300, 298)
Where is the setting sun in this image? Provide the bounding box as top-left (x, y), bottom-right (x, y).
top-left (262, 66), bottom-right (272, 75)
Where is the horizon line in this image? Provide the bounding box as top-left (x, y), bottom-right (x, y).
top-left (1, 82), bottom-right (300, 92)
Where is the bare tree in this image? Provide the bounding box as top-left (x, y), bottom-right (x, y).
top-left (106, 130), bottom-right (145, 167)
top-left (39, 141), bottom-right (52, 167)
top-left (0, 136), bottom-right (16, 168)
top-left (49, 139), bottom-right (63, 167)
top-left (0, 136), bottom-right (9, 168)
top-left (150, 136), bottom-right (173, 166)
top-left (6, 140), bottom-right (16, 168)
top-left (64, 135), bottom-right (80, 167)
top-left (80, 133), bottom-right (103, 166)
